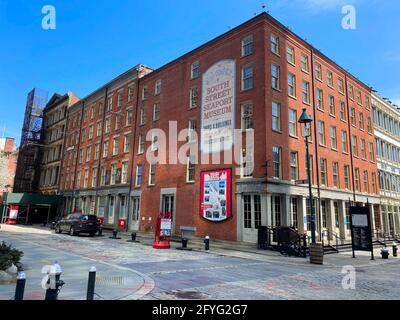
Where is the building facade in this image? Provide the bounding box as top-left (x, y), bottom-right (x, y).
top-left (60, 13), bottom-right (381, 243)
top-left (39, 92), bottom-right (80, 195)
top-left (372, 93), bottom-right (400, 237)
top-left (60, 65), bottom-right (152, 225)
top-left (0, 138), bottom-right (18, 200)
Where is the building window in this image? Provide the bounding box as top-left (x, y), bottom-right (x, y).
top-left (151, 132), bottom-right (158, 151)
top-left (124, 134), bottom-right (130, 153)
top-left (301, 54), bottom-right (309, 72)
top-left (290, 151), bottom-right (298, 181)
top-left (241, 146), bottom-right (253, 178)
top-left (86, 146), bottom-right (91, 162)
top-left (88, 125), bottom-right (93, 139)
top-left (271, 33), bottom-right (279, 54)
top-left (344, 165), bottom-right (350, 190)
top-left (155, 80), bottom-right (161, 95)
top-left (189, 87), bottom-right (198, 109)
top-left (291, 198), bottom-right (298, 229)
top-left (287, 46), bottom-right (295, 64)
top-left (149, 163), bottom-right (156, 186)
top-left (135, 165), bottom-right (142, 187)
top-left (366, 117), bottom-right (372, 134)
top-left (273, 196), bottom-right (281, 227)
top-left (128, 86), bottom-right (134, 102)
top-left (121, 161), bottom-right (128, 184)
top-left (342, 130), bottom-right (348, 153)
top-left (126, 109), bottom-right (132, 126)
top-left (142, 86), bottom-right (148, 100)
top-left (186, 156), bottom-right (195, 182)
top-left (100, 167), bottom-right (105, 186)
top-left (107, 96), bottom-right (113, 112)
top-left (96, 121), bottom-right (102, 137)
top-left (138, 134), bottom-right (145, 154)
top-left (92, 168), bottom-right (97, 187)
top-left (140, 108), bottom-right (146, 125)
top-left (330, 126), bottom-right (337, 150)
top-left (316, 89), bottom-right (324, 110)
top-left (369, 142), bottom-right (374, 162)
top-left (352, 135), bottom-right (358, 157)
top-left (356, 91), bottom-right (362, 105)
top-left (288, 73), bottom-right (296, 97)
top-left (320, 158), bottom-right (327, 186)
top-left (315, 63), bottom-right (322, 81)
top-left (111, 164), bottom-right (117, 185)
top-left (153, 103), bottom-right (160, 121)
top-left (348, 85), bottom-right (354, 100)
top-left (117, 92), bottom-right (123, 109)
top-left (361, 139), bottom-right (366, 159)
top-left (241, 65), bottom-right (253, 91)
top-left (84, 169), bottom-right (89, 188)
top-left (340, 102), bottom-right (346, 121)
top-left (241, 103), bottom-right (253, 130)
top-left (350, 108), bottom-right (356, 126)
top-left (241, 35), bottom-right (253, 56)
top-left (103, 140), bottom-right (109, 158)
top-left (94, 143), bottom-right (100, 160)
top-left (372, 172), bottom-right (377, 193)
top-left (271, 64), bottom-right (280, 90)
top-left (243, 195), bottom-right (251, 229)
top-left (358, 112), bottom-right (364, 130)
top-left (188, 119), bottom-right (197, 142)
top-left (289, 109), bottom-right (297, 137)
top-left (333, 162), bottom-right (339, 188)
top-left (272, 101), bottom-right (281, 132)
top-left (355, 168), bottom-right (361, 192)
top-left (302, 80), bottom-right (310, 104)
top-left (363, 171), bottom-right (369, 193)
top-left (79, 148), bottom-right (84, 164)
top-left (327, 70), bottom-right (333, 87)
top-left (105, 117), bottom-right (111, 133)
top-left (338, 78), bottom-right (345, 94)
top-left (329, 96), bottom-right (335, 116)
top-left (272, 146), bottom-right (282, 179)
top-left (112, 136), bottom-right (119, 155)
top-left (191, 61), bottom-right (199, 79)
top-left (318, 121), bottom-right (325, 146)
top-left (114, 114), bottom-right (121, 130)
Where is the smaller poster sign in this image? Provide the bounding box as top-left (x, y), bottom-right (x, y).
top-left (200, 169), bottom-right (232, 222)
top-left (160, 218), bottom-right (172, 236)
top-left (350, 206), bottom-right (373, 256)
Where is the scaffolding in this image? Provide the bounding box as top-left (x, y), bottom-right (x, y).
top-left (13, 88), bottom-right (48, 193)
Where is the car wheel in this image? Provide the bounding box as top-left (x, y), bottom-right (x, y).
top-left (70, 227), bottom-right (76, 236)
top-left (56, 225), bottom-right (62, 234)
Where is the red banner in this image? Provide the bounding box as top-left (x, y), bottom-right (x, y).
top-left (200, 169), bottom-right (232, 222)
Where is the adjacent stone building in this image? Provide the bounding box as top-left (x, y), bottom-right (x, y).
top-left (0, 138), bottom-right (18, 200)
top-left (372, 93), bottom-right (400, 237)
top-left (39, 92), bottom-right (80, 195)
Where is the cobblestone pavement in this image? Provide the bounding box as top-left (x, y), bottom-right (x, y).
top-left (1, 227), bottom-right (399, 300)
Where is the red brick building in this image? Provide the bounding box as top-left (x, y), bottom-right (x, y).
top-left (0, 138), bottom-right (18, 200)
top-left (60, 13), bottom-right (380, 243)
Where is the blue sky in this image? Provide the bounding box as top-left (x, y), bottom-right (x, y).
top-left (1, 0), bottom-right (399, 145)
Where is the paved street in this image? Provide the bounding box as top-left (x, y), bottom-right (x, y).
top-left (1, 226), bottom-right (400, 300)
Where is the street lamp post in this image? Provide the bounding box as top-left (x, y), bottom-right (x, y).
top-left (298, 108), bottom-right (316, 244)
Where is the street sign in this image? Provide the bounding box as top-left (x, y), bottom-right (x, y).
top-left (349, 206), bottom-right (374, 260)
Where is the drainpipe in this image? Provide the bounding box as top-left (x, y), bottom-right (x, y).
top-left (72, 100), bottom-right (85, 210)
top-left (310, 49), bottom-right (322, 241)
top-left (125, 66), bottom-right (142, 231)
top-left (344, 74), bottom-right (357, 203)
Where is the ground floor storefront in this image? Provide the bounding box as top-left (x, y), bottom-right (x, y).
top-left (63, 178), bottom-right (382, 244)
top-left (379, 197), bottom-right (400, 237)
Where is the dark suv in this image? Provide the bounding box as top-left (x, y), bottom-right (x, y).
top-left (55, 213), bottom-right (100, 237)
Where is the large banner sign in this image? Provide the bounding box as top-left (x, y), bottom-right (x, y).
top-left (350, 206), bottom-right (373, 252)
top-left (201, 59), bottom-right (236, 154)
top-left (200, 169), bottom-right (232, 222)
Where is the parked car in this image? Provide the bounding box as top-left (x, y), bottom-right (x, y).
top-left (55, 213), bottom-right (100, 237)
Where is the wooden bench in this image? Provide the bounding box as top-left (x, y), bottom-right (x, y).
top-left (180, 226), bottom-right (196, 239)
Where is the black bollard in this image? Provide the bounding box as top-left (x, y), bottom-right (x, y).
top-left (98, 228), bottom-right (103, 236)
top-left (14, 272), bottom-right (26, 300)
top-left (109, 229), bottom-right (121, 239)
top-left (86, 266), bottom-right (96, 300)
top-left (131, 233), bottom-right (136, 241)
top-left (204, 235), bottom-right (210, 251)
top-left (182, 238), bottom-right (188, 249)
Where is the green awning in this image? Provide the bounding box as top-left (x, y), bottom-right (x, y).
top-left (4, 193), bottom-right (62, 206)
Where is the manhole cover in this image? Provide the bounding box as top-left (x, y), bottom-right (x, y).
top-left (174, 291), bottom-right (208, 300)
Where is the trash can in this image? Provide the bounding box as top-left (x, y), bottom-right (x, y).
top-left (309, 243), bottom-right (324, 265)
top-left (381, 247), bottom-right (389, 259)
